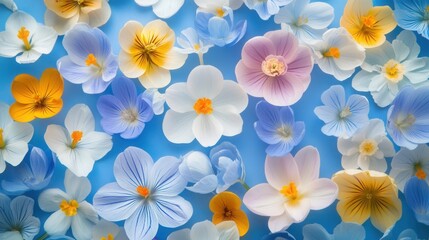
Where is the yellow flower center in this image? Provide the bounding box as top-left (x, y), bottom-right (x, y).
top-left (0, 128), bottom-right (5, 149)
top-left (262, 57), bottom-right (286, 77)
top-left (339, 106), bottom-right (352, 119)
top-left (276, 125), bottom-right (292, 140)
top-left (383, 60), bottom-right (404, 83)
top-left (359, 139), bottom-right (378, 156)
top-left (194, 98), bottom-right (213, 115)
top-left (361, 15), bottom-right (377, 28)
top-left (137, 186), bottom-right (150, 198)
top-left (216, 8), bottom-right (225, 17)
top-left (280, 182), bottom-right (300, 205)
top-left (60, 199), bottom-right (79, 217)
top-left (323, 47), bottom-right (341, 59)
top-left (416, 169), bottom-right (427, 180)
top-left (130, 30), bottom-right (172, 69)
top-left (296, 16), bottom-right (309, 26)
top-left (193, 44), bottom-right (201, 51)
top-left (17, 27), bottom-right (31, 50)
top-left (77, 0), bottom-right (84, 4)
top-left (426, 6), bottom-right (429, 12)
top-left (395, 114), bottom-right (416, 130)
top-left (121, 108), bottom-right (139, 124)
top-left (100, 233), bottom-right (114, 240)
top-left (85, 53), bottom-right (101, 68)
top-left (70, 131), bottom-right (83, 149)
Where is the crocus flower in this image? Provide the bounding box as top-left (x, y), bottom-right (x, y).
top-left (394, 0), bottom-right (429, 40)
top-left (179, 151), bottom-right (218, 194)
top-left (92, 220), bottom-right (128, 240)
top-left (163, 65), bottom-right (248, 147)
top-left (332, 170), bottom-right (402, 233)
top-left (44, 104), bottom-right (113, 177)
top-left (274, 0), bottom-right (334, 45)
top-left (386, 86), bottom-right (429, 149)
top-left (97, 77), bottom-right (153, 139)
top-left (44, 0), bottom-right (111, 35)
top-left (352, 31), bottom-right (429, 107)
top-left (337, 119), bottom-right (395, 172)
top-left (0, 11), bottom-right (57, 64)
top-left (195, 7), bottom-right (247, 47)
top-left (243, 0), bottom-right (292, 20)
top-left (1, 146), bottom-right (55, 195)
top-left (135, 0), bottom-right (184, 18)
top-left (235, 30), bottom-right (313, 106)
top-left (314, 85), bottom-right (369, 138)
top-left (404, 177), bottom-right (429, 225)
top-left (303, 222), bottom-right (366, 240)
top-left (0, 194), bottom-right (40, 239)
top-left (176, 27), bottom-right (213, 64)
top-left (311, 28), bottom-right (365, 81)
top-left (340, 0), bottom-right (396, 48)
top-left (0, 102), bottom-right (33, 173)
top-left (254, 100), bottom-right (305, 156)
top-left (390, 144), bottom-right (429, 192)
top-left (93, 147), bottom-right (193, 240)
top-left (57, 23), bottom-right (118, 94)
top-left (263, 231), bottom-right (296, 240)
top-left (210, 191), bottom-right (249, 236)
top-left (0, 0), bottom-right (16, 11)
top-left (10, 68), bottom-right (63, 122)
top-left (38, 170), bottom-right (99, 240)
top-left (195, 0), bottom-right (243, 14)
top-left (243, 146), bottom-right (338, 232)
top-left (118, 20), bottom-right (187, 89)
top-left (142, 89), bottom-right (166, 115)
top-left (167, 220), bottom-right (239, 240)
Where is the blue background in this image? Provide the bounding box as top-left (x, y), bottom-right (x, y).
top-left (0, 0), bottom-right (428, 239)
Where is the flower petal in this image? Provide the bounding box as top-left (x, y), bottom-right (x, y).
top-left (150, 156), bottom-right (186, 196)
top-left (163, 110), bottom-right (196, 144)
top-left (192, 114), bottom-right (223, 147)
top-left (149, 196), bottom-right (192, 227)
top-left (243, 183), bottom-right (284, 216)
top-left (265, 154), bottom-right (300, 190)
top-left (187, 65), bottom-right (224, 99)
top-left (44, 210), bottom-right (71, 236)
top-left (124, 204), bottom-right (158, 240)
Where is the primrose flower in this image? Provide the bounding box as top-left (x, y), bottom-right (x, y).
top-left (332, 170), bottom-right (402, 233)
top-left (274, 0), bottom-right (334, 45)
top-left (168, 220), bottom-right (239, 240)
top-left (57, 23), bottom-right (118, 94)
top-left (44, 0), bottom-right (111, 35)
top-left (243, 0), bottom-right (292, 20)
top-left (340, 0), bottom-right (396, 48)
top-left (38, 170), bottom-right (99, 240)
top-left (118, 20), bottom-right (187, 89)
top-left (0, 0), bottom-right (17, 11)
top-left (44, 104), bottom-right (113, 177)
top-left (93, 147), bottom-right (193, 240)
top-left (0, 11), bottom-right (57, 64)
top-left (394, 0), bottom-right (429, 40)
top-left (92, 220), bottom-right (128, 240)
top-left (303, 222), bottom-right (366, 240)
top-left (243, 146), bottom-right (338, 232)
top-left (195, 0), bottom-right (243, 14)
top-left (135, 0), bottom-right (184, 18)
top-left (404, 177), bottom-right (429, 225)
top-left (236, 30), bottom-right (313, 106)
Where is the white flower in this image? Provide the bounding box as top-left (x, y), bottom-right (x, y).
top-left (163, 65), bottom-right (248, 147)
top-left (0, 102), bottom-right (33, 173)
top-left (0, 11), bottom-right (57, 64)
top-left (338, 119), bottom-right (395, 172)
top-left (274, 0), bottom-right (334, 45)
top-left (143, 89), bottom-right (166, 115)
top-left (194, 0), bottom-right (243, 16)
top-left (0, 0), bottom-right (17, 11)
top-left (311, 28), bottom-right (365, 81)
top-left (135, 0), bottom-right (184, 18)
top-left (92, 220), bottom-right (128, 240)
top-left (44, 104), bottom-right (112, 177)
top-left (168, 220), bottom-right (239, 240)
top-left (179, 151), bottom-right (218, 194)
top-left (38, 170), bottom-right (99, 240)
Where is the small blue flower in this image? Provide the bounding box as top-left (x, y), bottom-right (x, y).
top-left (0, 194), bottom-right (40, 239)
top-left (1, 146), bottom-right (55, 195)
top-left (142, 89), bottom-right (166, 116)
top-left (97, 77), bottom-right (154, 139)
top-left (394, 0), bottom-right (429, 40)
top-left (179, 151), bottom-right (218, 194)
top-left (404, 176), bottom-right (429, 225)
top-left (263, 231), bottom-right (296, 240)
top-left (195, 7), bottom-right (247, 47)
top-left (314, 85), bottom-right (369, 138)
top-left (244, 0), bottom-right (292, 20)
top-left (303, 222), bottom-right (366, 240)
top-left (397, 229), bottom-right (419, 240)
top-left (387, 86), bottom-right (429, 149)
top-left (254, 101), bottom-right (305, 156)
top-left (176, 27), bottom-right (213, 55)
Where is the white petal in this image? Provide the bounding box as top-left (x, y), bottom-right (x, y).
top-left (31, 25), bottom-right (57, 54)
top-left (268, 212), bottom-right (295, 232)
top-left (163, 110), bottom-right (196, 144)
top-left (77, 131), bottom-right (112, 160)
top-left (87, 0), bottom-right (111, 28)
top-left (0, 32), bottom-right (22, 57)
top-left (71, 202), bottom-right (98, 240)
top-left (190, 220), bottom-right (219, 240)
top-left (167, 229), bottom-right (191, 240)
top-left (4, 122), bottom-right (33, 143)
top-left (6, 11), bottom-right (37, 33)
top-left (92, 220), bottom-right (120, 240)
top-left (192, 114), bottom-right (223, 147)
top-left (44, 10), bottom-right (79, 35)
top-left (38, 189), bottom-right (69, 212)
top-left (118, 50), bottom-right (145, 78)
top-left (187, 65), bottom-right (224, 99)
top-left (135, 0), bottom-right (159, 7)
top-left (64, 170), bottom-right (91, 201)
top-left (118, 21), bottom-right (144, 51)
top-left (138, 66), bottom-right (171, 89)
top-left (294, 146), bottom-right (320, 184)
top-left (304, 179), bottom-right (338, 210)
top-left (165, 83), bottom-right (194, 113)
top-left (44, 210), bottom-right (71, 236)
top-left (44, 125), bottom-right (70, 156)
top-left (265, 154), bottom-right (300, 190)
top-left (65, 104), bottom-right (95, 133)
top-left (212, 80), bottom-right (248, 113)
top-left (212, 107), bottom-right (243, 137)
top-left (341, 154), bottom-right (359, 170)
top-left (216, 221), bottom-right (239, 240)
top-left (243, 183), bottom-right (285, 217)
top-left (284, 198), bottom-right (310, 222)
top-left (2, 141), bottom-right (28, 166)
top-left (162, 48), bottom-right (187, 69)
top-left (16, 49), bottom-right (42, 64)
top-left (152, 0), bottom-right (184, 18)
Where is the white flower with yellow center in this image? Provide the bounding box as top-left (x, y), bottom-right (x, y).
top-left (338, 119), bottom-right (395, 173)
top-left (38, 170), bottom-right (99, 240)
top-left (353, 30), bottom-right (429, 107)
top-left (92, 220), bottom-right (128, 240)
top-left (44, 104), bottom-right (113, 177)
top-left (0, 11), bottom-right (57, 64)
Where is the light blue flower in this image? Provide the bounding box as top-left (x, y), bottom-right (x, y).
top-left (142, 89), bottom-right (166, 116)
top-left (314, 85), bottom-right (369, 138)
top-left (254, 100), bottom-right (305, 156)
top-left (93, 147), bottom-right (193, 240)
top-left (394, 0), bottom-right (429, 40)
top-left (179, 151), bottom-right (218, 194)
top-left (57, 23), bottom-right (118, 94)
top-left (397, 229), bottom-right (418, 240)
top-left (303, 222), bottom-right (365, 240)
top-left (244, 0), bottom-right (292, 20)
top-left (176, 27), bottom-right (213, 55)
top-left (1, 146), bottom-right (55, 195)
top-left (404, 176), bottom-right (429, 225)
top-left (386, 86), bottom-right (429, 150)
top-left (97, 77), bottom-right (154, 139)
top-left (262, 231), bottom-right (296, 240)
top-left (0, 194), bottom-right (40, 239)
top-left (195, 7), bottom-right (247, 47)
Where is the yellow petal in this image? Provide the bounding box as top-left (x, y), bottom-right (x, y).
top-left (79, 0), bottom-right (102, 14)
top-left (141, 19), bottom-right (175, 47)
top-left (231, 209), bottom-right (249, 236)
top-left (370, 195), bottom-right (402, 232)
top-left (336, 193), bottom-right (371, 224)
top-left (11, 74), bottom-right (39, 104)
top-left (33, 98), bottom-right (63, 119)
top-left (9, 103), bottom-right (36, 122)
top-left (370, 6), bottom-right (397, 33)
top-left (340, 0), bottom-right (373, 32)
top-left (209, 192), bottom-right (242, 214)
top-left (119, 21), bottom-right (144, 52)
top-left (351, 30), bottom-right (385, 49)
top-left (39, 68), bottom-right (64, 100)
top-left (44, 0), bottom-right (79, 18)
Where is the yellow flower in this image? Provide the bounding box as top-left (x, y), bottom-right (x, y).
top-left (118, 20), bottom-right (187, 89)
top-left (340, 0), bottom-right (396, 48)
top-left (209, 191), bottom-right (249, 236)
top-left (10, 68), bottom-right (64, 122)
top-left (332, 170), bottom-right (402, 232)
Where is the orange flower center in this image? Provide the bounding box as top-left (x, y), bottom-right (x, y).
top-left (60, 199), bottom-right (79, 217)
top-left (359, 139), bottom-right (378, 156)
top-left (323, 47), bottom-right (341, 59)
top-left (280, 182), bottom-right (300, 204)
top-left (137, 186), bottom-right (150, 198)
top-left (100, 233), bottom-right (114, 240)
top-left (416, 169), bottom-right (427, 180)
top-left (383, 59), bottom-right (404, 83)
top-left (224, 208), bottom-right (233, 218)
top-left (193, 44), bottom-right (201, 51)
top-left (0, 128), bottom-right (4, 149)
top-left (339, 106), bottom-right (352, 119)
top-left (262, 57), bottom-right (286, 77)
top-left (17, 26), bottom-right (31, 50)
top-left (70, 131), bottom-right (83, 149)
top-left (85, 53), bottom-right (101, 68)
top-left (194, 98), bottom-right (213, 115)
top-left (216, 7), bottom-right (225, 17)
top-left (361, 15), bottom-right (377, 28)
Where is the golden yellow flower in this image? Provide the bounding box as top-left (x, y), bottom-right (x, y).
top-left (340, 0), bottom-right (396, 48)
top-left (332, 170), bottom-right (402, 232)
top-left (10, 68), bottom-right (64, 122)
top-left (209, 191), bottom-right (249, 236)
top-left (118, 20), bottom-right (187, 89)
